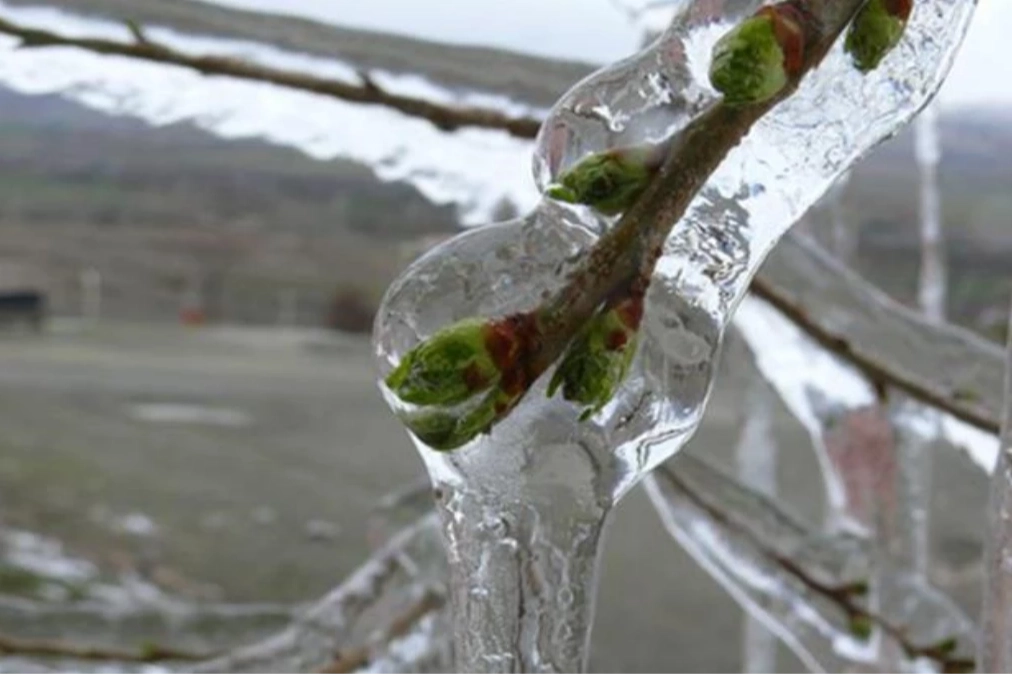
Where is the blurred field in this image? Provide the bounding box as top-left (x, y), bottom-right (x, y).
top-left (0, 321), bottom-right (992, 672)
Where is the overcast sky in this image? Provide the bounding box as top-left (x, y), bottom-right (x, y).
top-left (207, 0), bottom-right (1010, 110)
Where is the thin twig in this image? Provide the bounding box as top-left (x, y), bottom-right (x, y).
top-left (0, 17), bottom-right (542, 138)
top-left (0, 632), bottom-right (210, 663)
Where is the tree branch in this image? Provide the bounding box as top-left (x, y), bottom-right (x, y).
top-left (0, 16), bottom-right (542, 138)
top-left (0, 7), bottom-right (997, 433)
top-left (317, 588), bottom-right (443, 674)
top-left (757, 234), bottom-right (1004, 434)
top-left (413, 0), bottom-right (877, 439)
top-left (652, 458), bottom-right (976, 672)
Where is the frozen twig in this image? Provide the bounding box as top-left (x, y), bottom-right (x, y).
top-left (385, 0), bottom-right (878, 447)
top-left (755, 234), bottom-right (1003, 434)
top-left (0, 16), bottom-right (542, 138)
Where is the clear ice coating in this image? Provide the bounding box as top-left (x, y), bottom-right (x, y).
top-left (373, 1), bottom-right (976, 671)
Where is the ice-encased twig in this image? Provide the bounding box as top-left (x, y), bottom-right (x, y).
top-left (645, 455), bottom-right (977, 673)
top-left (979, 302), bottom-right (1012, 671)
top-left (899, 97), bottom-right (944, 579)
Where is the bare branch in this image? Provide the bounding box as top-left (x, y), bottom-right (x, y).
top-left (0, 16), bottom-right (542, 138)
top-left (123, 18), bottom-right (149, 45)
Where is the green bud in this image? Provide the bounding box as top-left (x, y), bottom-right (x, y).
top-left (402, 388), bottom-right (510, 452)
top-left (848, 613), bottom-right (873, 641)
top-left (548, 301), bottom-right (640, 420)
top-left (930, 637), bottom-right (959, 656)
top-left (710, 14), bottom-right (789, 106)
top-left (546, 146), bottom-right (656, 215)
top-left (385, 318), bottom-right (498, 406)
top-left (845, 0), bottom-right (911, 73)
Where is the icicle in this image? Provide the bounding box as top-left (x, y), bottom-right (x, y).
top-left (979, 302), bottom-right (1012, 671)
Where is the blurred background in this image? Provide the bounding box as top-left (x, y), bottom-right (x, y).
top-left (0, 0), bottom-right (1006, 671)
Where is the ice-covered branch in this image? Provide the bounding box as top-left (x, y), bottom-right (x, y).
top-left (979, 300), bottom-right (1012, 671)
top-left (755, 234), bottom-right (1004, 434)
top-left (646, 456), bottom-right (977, 673)
top-left (384, 0), bottom-right (886, 449)
top-left (0, 15), bottom-right (542, 138)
